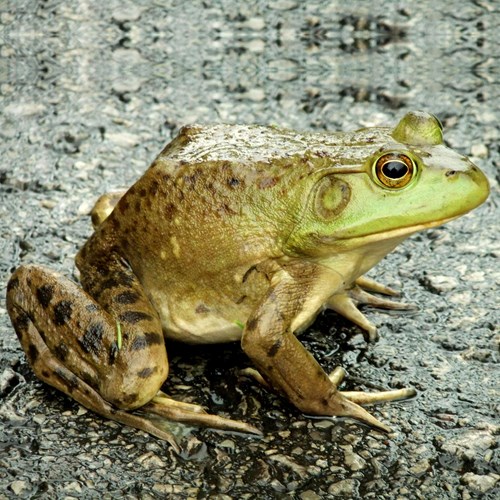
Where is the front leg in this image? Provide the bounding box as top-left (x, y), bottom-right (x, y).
top-left (241, 263), bottom-right (414, 432)
top-left (327, 276), bottom-right (417, 342)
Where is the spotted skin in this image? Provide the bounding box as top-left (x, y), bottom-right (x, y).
top-left (7, 263), bottom-right (168, 410)
top-left (7, 279), bottom-right (181, 446)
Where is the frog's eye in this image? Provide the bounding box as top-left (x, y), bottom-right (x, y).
top-left (374, 153), bottom-right (416, 189)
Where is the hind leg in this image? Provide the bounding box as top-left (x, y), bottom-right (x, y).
top-left (7, 264), bottom-right (259, 449)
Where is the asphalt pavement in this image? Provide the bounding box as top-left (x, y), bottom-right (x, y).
top-left (0, 1), bottom-right (498, 498)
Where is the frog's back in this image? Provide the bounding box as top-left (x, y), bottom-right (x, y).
top-left (135, 123), bottom-right (387, 268)
top-left (112, 123), bottom-right (395, 282)
top-left (158, 124), bottom-right (390, 167)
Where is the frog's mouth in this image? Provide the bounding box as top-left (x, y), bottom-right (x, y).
top-left (334, 215), bottom-right (459, 247)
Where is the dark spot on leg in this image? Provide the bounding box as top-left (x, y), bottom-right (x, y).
top-left (110, 217), bottom-right (121, 231)
top-left (116, 271), bottom-right (135, 287)
top-left (13, 310), bottom-right (31, 333)
top-left (130, 336), bottom-right (147, 350)
top-left (100, 277), bottom-right (119, 291)
top-left (321, 398), bottom-right (329, 408)
top-left (7, 276), bottom-right (19, 292)
top-left (119, 311), bottom-right (153, 324)
top-left (144, 332), bottom-right (163, 345)
top-left (267, 339), bottom-right (282, 358)
top-left (81, 372), bottom-right (98, 388)
top-left (54, 342), bottom-right (69, 362)
top-left (86, 303), bottom-right (98, 312)
top-left (41, 370), bottom-right (50, 378)
top-left (246, 318), bottom-right (258, 331)
top-left (164, 203), bottom-right (176, 218)
top-left (108, 342), bottom-right (119, 365)
top-left (109, 342), bottom-right (119, 365)
top-left (36, 284), bottom-right (54, 308)
top-left (27, 344), bottom-right (39, 362)
top-left (79, 323), bottom-right (105, 356)
top-left (119, 200), bottom-right (130, 214)
top-left (130, 332), bottom-right (163, 350)
top-left (114, 291), bottom-right (140, 305)
top-left (150, 180), bottom-right (159, 196)
top-left (137, 367), bottom-right (156, 378)
top-left (227, 177), bottom-right (240, 188)
top-left (121, 393), bottom-right (139, 405)
top-left (53, 300), bottom-right (73, 326)
top-left (54, 367), bottom-right (79, 393)
top-left (195, 303), bottom-right (210, 314)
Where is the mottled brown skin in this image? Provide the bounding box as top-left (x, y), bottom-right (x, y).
top-left (6, 113), bottom-right (490, 445)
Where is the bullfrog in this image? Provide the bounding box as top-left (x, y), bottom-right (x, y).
top-left (6, 111), bottom-right (489, 449)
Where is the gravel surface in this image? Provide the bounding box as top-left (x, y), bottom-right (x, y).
top-left (1, 1), bottom-right (499, 499)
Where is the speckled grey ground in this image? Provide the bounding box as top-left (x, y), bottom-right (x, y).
top-left (0, 1), bottom-right (499, 499)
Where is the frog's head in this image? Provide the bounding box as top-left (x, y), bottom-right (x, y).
top-left (286, 111), bottom-right (490, 257)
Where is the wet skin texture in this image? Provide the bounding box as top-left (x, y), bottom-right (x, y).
top-left (6, 111), bottom-right (490, 449)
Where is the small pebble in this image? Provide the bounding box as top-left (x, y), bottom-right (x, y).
top-left (462, 472), bottom-right (498, 493)
top-left (106, 132), bottom-right (140, 148)
top-left (426, 275), bottom-right (459, 293)
top-left (10, 480), bottom-right (28, 495)
top-left (470, 143), bottom-right (488, 158)
top-left (328, 479), bottom-right (359, 496)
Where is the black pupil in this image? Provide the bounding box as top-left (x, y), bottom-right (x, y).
top-left (382, 160), bottom-right (408, 179)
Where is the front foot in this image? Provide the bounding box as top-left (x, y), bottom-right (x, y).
top-left (327, 276), bottom-right (417, 342)
top-left (240, 269), bottom-right (418, 436)
top-left (244, 364), bottom-right (415, 433)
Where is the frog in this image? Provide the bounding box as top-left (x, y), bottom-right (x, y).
top-left (6, 111), bottom-right (489, 450)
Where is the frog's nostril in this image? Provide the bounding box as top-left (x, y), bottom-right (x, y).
top-left (445, 170), bottom-right (457, 177)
